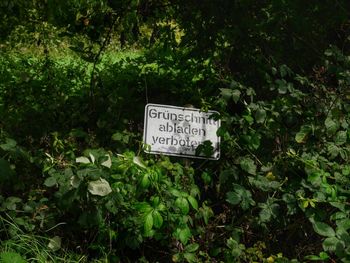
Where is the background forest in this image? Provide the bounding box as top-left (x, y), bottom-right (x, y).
top-left (1, 0), bottom-right (350, 262)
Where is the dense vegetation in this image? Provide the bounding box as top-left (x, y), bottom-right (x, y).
top-left (1, 1), bottom-right (350, 262)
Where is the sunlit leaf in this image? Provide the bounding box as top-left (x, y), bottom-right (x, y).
top-left (312, 221), bottom-right (335, 237)
top-left (88, 178), bottom-right (112, 196)
top-left (48, 236), bottom-right (61, 251)
top-left (76, 156), bottom-right (90, 164)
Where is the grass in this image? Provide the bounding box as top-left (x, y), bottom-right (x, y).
top-left (0, 214), bottom-right (112, 263)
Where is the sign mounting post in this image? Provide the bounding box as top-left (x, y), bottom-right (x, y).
top-left (143, 104), bottom-right (220, 160)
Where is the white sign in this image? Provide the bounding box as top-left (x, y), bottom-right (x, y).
top-left (143, 104), bottom-right (220, 159)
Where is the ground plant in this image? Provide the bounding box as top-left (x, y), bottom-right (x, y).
top-left (1, 1), bottom-right (350, 262)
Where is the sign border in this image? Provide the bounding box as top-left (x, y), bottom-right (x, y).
top-left (143, 103), bottom-right (221, 160)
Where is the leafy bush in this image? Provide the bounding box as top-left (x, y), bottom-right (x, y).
top-left (1, 1), bottom-right (350, 261)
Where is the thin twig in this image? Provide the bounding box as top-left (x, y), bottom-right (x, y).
top-left (89, 16), bottom-right (118, 100)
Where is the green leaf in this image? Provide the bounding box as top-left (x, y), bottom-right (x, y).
top-left (0, 252), bottom-right (27, 263)
top-left (144, 212), bottom-right (153, 233)
top-left (335, 130), bottom-right (347, 145)
top-left (322, 237), bottom-right (340, 251)
top-left (76, 156), bottom-right (90, 164)
top-left (220, 88), bottom-right (241, 103)
top-left (140, 173), bottom-right (150, 188)
top-left (135, 202), bottom-right (153, 213)
top-left (185, 243), bottom-right (199, 253)
top-left (101, 154), bottom-right (112, 168)
top-left (133, 156), bottom-right (146, 169)
top-left (44, 176), bottom-right (57, 187)
top-left (5, 197), bottom-right (22, 210)
top-left (226, 191), bottom-right (241, 205)
top-left (169, 188), bottom-right (182, 197)
top-left (240, 157), bottom-right (257, 175)
top-left (226, 237), bottom-right (244, 258)
top-left (312, 221), bottom-right (335, 237)
top-left (304, 255), bottom-right (321, 261)
top-left (175, 197), bottom-right (189, 215)
top-left (111, 132), bottom-right (123, 141)
top-left (319, 252), bottom-right (330, 260)
top-left (183, 253), bottom-right (196, 262)
top-left (336, 218), bottom-right (350, 232)
top-left (325, 118), bottom-right (339, 134)
top-left (176, 227), bottom-right (192, 244)
top-left (295, 125), bottom-right (311, 143)
top-left (327, 144), bottom-right (340, 159)
top-left (187, 196), bottom-right (198, 211)
top-left (152, 210), bottom-right (163, 228)
top-left (255, 108), bottom-right (266, 124)
top-left (199, 203), bottom-right (214, 225)
top-left (48, 236), bottom-right (61, 251)
top-left (220, 88), bottom-right (232, 100)
top-left (259, 202), bottom-right (279, 223)
top-left (276, 79), bottom-right (287, 94)
top-left (231, 90), bottom-right (241, 103)
top-left (89, 153), bottom-right (95, 163)
top-left (88, 178), bottom-right (112, 196)
top-left (0, 138), bottom-right (17, 151)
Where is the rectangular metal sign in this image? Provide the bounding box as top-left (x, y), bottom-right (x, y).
top-left (143, 103), bottom-right (220, 160)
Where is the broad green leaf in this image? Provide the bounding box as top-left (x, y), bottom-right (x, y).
top-left (89, 153), bottom-right (95, 163)
top-left (76, 156), bottom-right (90, 164)
top-left (319, 252), bottom-right (330, 260)
top-left (44, 176), bottom-right (57, 187)
top-left (312, 221), bottom-right (335, 237)
top-left (226, 191), bottom-right (241, 205)
top-left (240, 157), bottom-right (257, 175)
top-left (199, 203), bottom-right (214, 225)
top-left (259, 202), bottom-right (279, 223)
top-left (220, 88), bottom-right (232, 100)
top-left (70, 175), bottom-right (81, 188)
top-left (336, 218), bottom-right (350, 232)
top-left (335, 130), bottom-right (347, 145)
top-left (255, 108), bottom-right (266, 124)
top-left (152, 210), bottom-right (163, 228)
top-left (176, 227), bottom-right (191, 244)
top-left (183, 253), bottom-right (196, 262)
top-left (327, 144), bottom-right (340, 159)
top-left (325, 118), bottom-right (339, 134)
top-left (5, 197), bottom-right (22, 210)
top-left (0, 252), bottom-right (27, 263)
top-left (135, 202), bottom-right (153, 213)
top-left (88, 178), bottom-right (112, 196)
top-left (151, 196), bottom-right (160, 207)
top-left (340, 149), bottom-right (348, 161)
top-left (276, 79), bottom-right (287, 94)
top-left (169, 188), bottom-right (182, 197)
top-left (187, 196), bottom-right (198, 211)
top-left (175, 197), bottom-right (189, 215)
top-left (295, 125), bottom-right (311, 143)
top-left (101, 154), bottom-right (112, 168)
top-left (220, 88), bottom-right (241, 103)
top-left (140, 173), bottom-right (150, 188)
top-left (48, 236), bottom-right (61, 251)
top-left (133, 156), bottom-right (146, 169)
top-left (322, 237), bottom-right (340, 251)
top-left (185, 243), bottom-right (199, 253)
top-left (144, 212), bottom-right (153, 233)
top-left (226, 237), bottom-right (244, 258)
top-left (0, 138), bottom-right (17, 151)
top-left (231, 90), bottom-right (241, 103)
